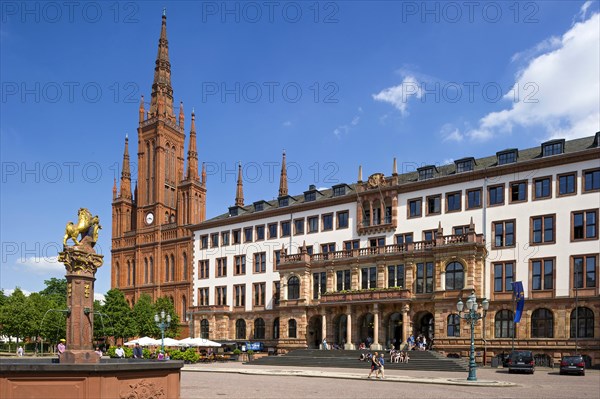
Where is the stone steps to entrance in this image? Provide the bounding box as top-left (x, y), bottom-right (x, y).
top-left (250, 349), bottom-right (469, 372)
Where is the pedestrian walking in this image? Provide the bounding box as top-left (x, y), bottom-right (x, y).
top-left (367, 351), bottom-right (380, 379)
top-left (376, 353), bottom-right (385, 379)
top-left (17, 346), bottom-right (24, 357)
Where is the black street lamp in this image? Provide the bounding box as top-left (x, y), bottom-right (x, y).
top-left (457, 290), bottom-right (489, 381)
top-left (154, 310), bottom-right (171, 353)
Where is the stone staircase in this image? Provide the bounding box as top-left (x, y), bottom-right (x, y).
top-left (249, 349), bottom-right (469, 372)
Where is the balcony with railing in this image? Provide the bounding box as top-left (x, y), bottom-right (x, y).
top-left (320, 288), bottom-right (411, 304)
top-left (281, 233), bottom-right (483, 266)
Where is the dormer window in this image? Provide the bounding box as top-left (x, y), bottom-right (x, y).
top-left (455, 158), bottom-right (475, 173)
top-left (542, 139), bottom-right (565, 157)
top-left (304, 191), bottom-right (316, 202)
top-left (417, 166), bottom-right (436, 181)
top-left (254, 202), bottom-right (264, 212)
top-left (278, 197), bottom-right (289, 207)
top-left (229, 206), bottom-right (239, 217)
top-left (332, 184), bottom-right (347, 197)
top-left (497, 149), bottom-right (518, 165)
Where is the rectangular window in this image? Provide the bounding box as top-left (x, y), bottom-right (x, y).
top-left (388, 265), bottom-right (405, 288)
top-left (221, 231), bottom-right (230, 246)
top-left (234, 255), bottom-right (246, 275)
top-left (336, 269), bottom-right (351, 291)
top-left (333, 186), bottom-right (346, 196)
top-left (493, 262), bottom-right (514, 292)
top-left (368, 237), bottom-right (385, 248)
top-left (583, 168), bottom-right (600, 192)
top-left (313, 272), bottom-right (327, 299)
top-left (273, 281), bottom-right (280, 306)
top-left (542, 141), bottom-right (563, 156)
top-left (200, 235), bottom-right (208, 249)
top-left (273, 250), bottom-right (282, 271)
top-left (531, 258), bottom-right (554, 291)
top-left (423, 229), bottom-right (437, 241)
top-left (416, 262), bottom-right (434, 293)
top-left (268, 223), bottom-right (278, 239)
top-left (278, 197), bottom-right (289, 207)
top-left (558, 172), bottom-right (577, 196)
top-left (497, 150), bottom-right (517, 165)
top-left (281, 220), bottom-right (291, 237)
top-left (395, 233), bottom-right (413, 245)
top-left (308, 216), bottom-right (319, 233)
top-left (232, 229), bottom-right (241, 244)
top-left (488, 184), bottom-right (505, 206)
top-left (418, 168), bottom-right (434, 181)
top-left (533, 176), bottom-right (552, 200)
top-left (361, 266), bottom-right (377, 289)
top-left (305, 191), bottom-right (316, 202)
top-left (573, 255), bottom-right (597, 289)
top-left (215, 286), bottom-right (227, 306)
top-left (453, 225), bottom-right (469, 235)
top-left (456, 160), bottom-right (473, 173)
top-left (253, 282), bottom-right (266, 307)
top-left (254, 202), bottom-right (264, 211)
top-left (466, 188), bottom-right (482, 209)
top-left (408, 198), bottom-right (422, 218)
top-left (234, 284), bottom-right (245, 307)
top-left (510, 181), bottom-right (527, 203)
top-left (493, 220), bottom-right (515, 248)
top-left (306, 245), bottom-right (313, 255)
top-left (572, 209), bottom-right (598, 240)
top-left (198, 287), bottom-right (209, 306)
top-left (199, 260), bottom-right (209, 279)
top-left (426, 194), bottom-right (441, 215)
top-left (255, 225), bottom-right (265, 240)
top-left (216, 257), bottom-right (227, 277)
top-left (531, 215), bottom-right (555, 244)
top-left (321, 243), bottom-right (335, 254)
top-left (253, 252), bottom-right (266, 273)
top-left (322, 213), bottom-right (333, 231)
top-left (210, 233), bottom-right (219, 248)
top-left (244, 227), bottom-right (253, 243)
top-left (294, 218), bottom-right (304, 235)
top-left (446, 191), bottom-right (461, 212)
top-left (343, 240), bottom-right (359, 250)
top-left (337, 211), bottom-right (349, 229)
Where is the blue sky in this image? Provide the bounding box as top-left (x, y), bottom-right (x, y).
top-left (1, 1), bottom-right (599, 299)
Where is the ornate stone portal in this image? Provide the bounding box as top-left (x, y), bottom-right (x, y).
top-left (58, 208), bottom-right (104, 364)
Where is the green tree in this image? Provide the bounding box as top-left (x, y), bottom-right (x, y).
top-left (39, 278), bottom-right (67, 301)
top-left (0, 288), bottom-right (36, 348)
top-left (93, 299), bottom-right (107, 339)
top-left (154, 296), bottom-right (180, 338)
top-left (132, 294), bottom-right (159, 337)
top-left (102, 289), bottom-right (135, 342)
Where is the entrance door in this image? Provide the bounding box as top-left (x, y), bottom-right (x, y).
top-left (388, 312), bottom-right (403, 349)
top-left (307, 316), bottom-right (322, 349)
top-left (415, 312), bottom-right (434, 348)
top-left (359, 313), bottom-right (374, 347)
top-left (334, 314), bottom-right (347, 346)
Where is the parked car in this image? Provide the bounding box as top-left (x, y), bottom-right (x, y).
top-left (559, 355), bottom-right (585, 376)
top-left (507, 350), bottom-right (535, 374)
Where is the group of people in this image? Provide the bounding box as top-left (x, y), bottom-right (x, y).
top-left (407, 334), bottom-right (430, 351)
top-left (366, 352), bottom-right (385, 379)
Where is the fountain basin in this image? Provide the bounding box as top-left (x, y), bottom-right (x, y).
top-left (0, 358), bottom-right (183, 399)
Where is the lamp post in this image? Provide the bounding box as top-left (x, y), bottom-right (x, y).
top-left (154, 310), bottom-right (171, 353)
top-left (457, 290), bottom-right (489, 381)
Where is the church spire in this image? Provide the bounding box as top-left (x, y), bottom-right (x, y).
top-left (235, 162), bottom-right (244, 207)
top-left (278, 150), bottom-right (288, 197)
top-left (120, 135), bottom-right (132, 199)
top-left (112, 178), bottom-right (117, 200)
top-left (201, 162), bottom-right (206, 185)
top-left (186, 110), bottom-right (199, 181)
top-left (148, 11), bottom-right (174, 120)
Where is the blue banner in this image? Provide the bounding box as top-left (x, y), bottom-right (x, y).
top-left (513, 281), bottom-right (524, 323)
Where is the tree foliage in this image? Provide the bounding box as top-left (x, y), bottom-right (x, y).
top-left (102, 289), bottom-right (136, 341)
top-left (133, 294), bottom-right (159, 337)
top-left (154, 296), bottom-right (180, 338)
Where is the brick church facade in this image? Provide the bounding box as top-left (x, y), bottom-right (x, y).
top-left (111, 13), bottom-right (206, 331)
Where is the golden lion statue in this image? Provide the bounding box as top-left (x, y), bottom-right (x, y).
top-left (63, 208), bottom-right (101, 247)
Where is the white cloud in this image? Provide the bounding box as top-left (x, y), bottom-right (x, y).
top-left (576, 1), bottom-right (594, 23)
top-left (372, 76), bottom-right (423, 116)
top-left (94, 293), bottom-right (106, 304)
top-left (4, 288), bottom-right (32, 297)
top-left (16, 255), bottom-right (63, 275)
top-left (441, 123), bottom-right (464, 142)
top-left (460, 11), bottom-right (600, 141)
top-left (510, 36), bottom-right (561, 64)
top-left (333, 107), bottom-right (363, 138)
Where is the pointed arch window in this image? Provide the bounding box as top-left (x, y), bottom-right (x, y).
top-left (115, 262), bottom-right (120, 288)
top-left (200, 319), bottom-right (209, 339)
top-left (144, 258), bottom-right (149, 284)
top-left (183, 253), bottom-right (188, 280)
top-left (127, 261), bottom-right (131, 286)
top-left (182, 296), bottom-right (187, 321)
top-left (170, 254), bottom-right (175, 281)
top-left (149, 257), bottom-right (154, 283)
top-left (165, 255), bottom-right (170, 282)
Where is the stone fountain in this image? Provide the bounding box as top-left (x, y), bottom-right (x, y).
top-left (0, 208), bottom-right (182, 399)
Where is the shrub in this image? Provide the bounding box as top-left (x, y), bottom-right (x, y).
top-left (170, 350), bottom-right (184, 360)
top-left (247, 350), bottom-right (254, 356)
top-left (232, 349), bottom-right (242, 355)
top-left (142, 348), bottom-right (152, 359)
top-left (182, 348), bottom-right (199, 363)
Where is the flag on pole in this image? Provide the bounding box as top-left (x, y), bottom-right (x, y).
top-left (513, 281), bottom-right (524, 323)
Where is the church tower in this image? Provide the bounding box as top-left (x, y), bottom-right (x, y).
top-left (111, 12), bottom-right (206, 334)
